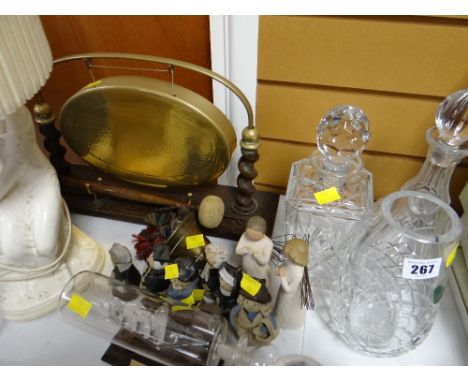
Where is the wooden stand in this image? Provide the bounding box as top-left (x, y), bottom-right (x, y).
top-left (60, 165), bottom-right (278, 240)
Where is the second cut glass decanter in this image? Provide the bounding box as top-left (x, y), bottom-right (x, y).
top-left (331, 191), bottom-right (462, 357)
top-left (284, 105), bottom-right (373, 325)
top-left (402, 88), bottom-right (468, 202)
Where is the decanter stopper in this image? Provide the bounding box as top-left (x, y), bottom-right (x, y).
top-left (401, 88), bottom-right (468, 204)
top-left (317, 105), bottom-right (370, 170)
top-left (435, 88), bottom-right (468, 149)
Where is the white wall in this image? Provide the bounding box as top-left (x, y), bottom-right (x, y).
top-left (209, 15), bottom-right (259, 187)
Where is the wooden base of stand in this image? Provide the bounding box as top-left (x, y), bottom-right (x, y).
top-left (101, 342), bottom-right (224, 366)
top-left (101, 344), bottom-right (165, 366)
top-left (61, 165), bottom-right (280, 240)
top-left (101, 326), bottom-right (225, 366)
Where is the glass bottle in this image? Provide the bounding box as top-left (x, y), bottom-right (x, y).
top-left (402, 89), bottom-right (468, 203)
top-left (331, 191), bottom-right (462, 357)
top-left (216, 338), bottom-right (321, 365)
top-left (59, 271), bottom-right (227, 366)
top-left (284, 105), bottom-right (373, 324)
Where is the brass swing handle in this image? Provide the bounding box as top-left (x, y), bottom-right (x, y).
top-left (53, 52), bottom-right (259, 150)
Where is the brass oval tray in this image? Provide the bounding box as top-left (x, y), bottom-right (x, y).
top-left (59, 76), bottom-right (237, 187)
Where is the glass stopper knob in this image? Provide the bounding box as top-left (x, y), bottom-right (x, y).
top-left (317, 105), bottom-right (370, 166)
top-left (435, 88), bottom-right (468, 149)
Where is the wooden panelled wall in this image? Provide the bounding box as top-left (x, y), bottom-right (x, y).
top-left (255, 16), bottom-right (468, 212)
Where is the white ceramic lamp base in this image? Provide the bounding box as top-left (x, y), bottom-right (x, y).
top-left (0, 225), bottom-right (106, 321)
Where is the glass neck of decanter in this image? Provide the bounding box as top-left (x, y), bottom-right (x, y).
top-left (311, 151), bottom-right (363, 189)
top-left (315, 151), bottom-right (362, 174)
top-left (403, 127), bottom-right (468, 204)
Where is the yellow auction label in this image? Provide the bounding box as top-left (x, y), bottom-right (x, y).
top-left (186, 234), bottom-right (206, 249)
top-left (180, 293), bottom-right (196, 306)
top-left (240, 273), bottom-right (261, 296)
top-left (67, 293), bottom-right (92, 319)
top-left (164, 263), bottom-right (179, 280)
top-left (193, 289), bottom-right (205, 302)
top-left (445, 243), bottom-right (459, 268)
top-left (314, 187), bottom-right (341, 205)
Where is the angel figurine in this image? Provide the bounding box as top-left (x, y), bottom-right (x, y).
top-left (274, 239), bottom-right (314, 329)
top-left (235, 216), bottom-right (273, 290)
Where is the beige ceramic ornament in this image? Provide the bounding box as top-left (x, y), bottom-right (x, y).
top-left (198, 195), bottom-right (225, 229)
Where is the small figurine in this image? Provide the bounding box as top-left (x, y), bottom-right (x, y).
top-left (230, 278), bottom-right (279, 346)
top-left (200, 243), bottom-right (229, 302)
top-left (166, 256), bottom-right (200, 305)
top-left (217, 262), bottom-right (242, 317)
top-left (109, 243), bottom-right (132, 281)
top-left (109, 243), bottom-right (148, 287)
top-left (274, 239), bottom-right (314, 329)
top-left (198, 195), bottom-right (225, 229)
top-left (235, 216), bottom-right (273, 289)
top-left (143, 243), bottom-right (172, 294)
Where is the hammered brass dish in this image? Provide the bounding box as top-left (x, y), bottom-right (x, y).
top-left (60, 76), bottom-right (237, 187)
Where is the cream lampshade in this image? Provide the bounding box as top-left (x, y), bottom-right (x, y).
top-left (0, 15), bottom-right (52, 118)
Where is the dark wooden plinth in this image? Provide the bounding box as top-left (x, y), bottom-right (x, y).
top-left (61, 165), bottom-right (280, 240)
top-left (101, 343), bottom-right (165, 366)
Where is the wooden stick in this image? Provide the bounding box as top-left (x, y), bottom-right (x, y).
top-left (60, 176), bottom-right (193, 209)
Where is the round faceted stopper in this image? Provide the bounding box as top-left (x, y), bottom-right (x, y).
top-left (435, 88), bottom-right (468, 149)
top-left (316, 105), bottom-right (370, 166)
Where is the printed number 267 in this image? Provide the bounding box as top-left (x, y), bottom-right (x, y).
top-left (411, 264), bottom-right (434, 275)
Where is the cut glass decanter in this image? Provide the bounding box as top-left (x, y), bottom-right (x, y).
top-left (331, 191), bottom-right (462, 357)
top-left (284, 105), bottom-right (373, 326)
